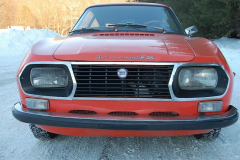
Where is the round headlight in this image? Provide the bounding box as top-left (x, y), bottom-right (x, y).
top-left (178, 67), bottom-right (218, 90)
top-left (30, 68), bottom-right (68, 88)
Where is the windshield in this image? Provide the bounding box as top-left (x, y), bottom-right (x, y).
top-left (72, 5), bottom-right (185, 35)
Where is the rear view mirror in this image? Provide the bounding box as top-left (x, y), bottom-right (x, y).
top-left (185, 26), bottom-right (198, 36)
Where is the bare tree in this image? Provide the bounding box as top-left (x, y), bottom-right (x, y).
top-left (0, 0), bottom-right (127, 34)
top-left (0, 0), bottom-right (17, 28)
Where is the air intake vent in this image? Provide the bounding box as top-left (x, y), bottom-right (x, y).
top-left (109, 111), bottom-right (138, 116)
top-left (149, 112), bottom-right (179, 117)
top-left (69, 110), bottom-right (97, 115)
top-left (95, 33), bottom-right (156, 36)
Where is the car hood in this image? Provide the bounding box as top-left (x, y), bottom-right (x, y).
top-left (53, 33), bottom-right (195, 62)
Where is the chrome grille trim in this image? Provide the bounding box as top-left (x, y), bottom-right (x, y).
top-left (18, 61), bottom-right (230, 101)
top-left (71, 62), bottom-right (230, 101)
top-left (72, 64), bottom-right (174, 99)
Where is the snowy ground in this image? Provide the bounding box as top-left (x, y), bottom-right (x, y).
top-left (0, 30), bottom-right (239, 160)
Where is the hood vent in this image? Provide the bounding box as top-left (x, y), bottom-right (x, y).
top-left (95, 33), bottom-right (156, 37)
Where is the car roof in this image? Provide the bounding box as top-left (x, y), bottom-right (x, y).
top-left (88, 2), bottom-right (169, 8)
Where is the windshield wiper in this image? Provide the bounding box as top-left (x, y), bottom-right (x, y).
top-left (148, 26), bottom-right (166, 33)
top-left (69, 28), bottom-right (100, 34)
top-left (70, 25), bottom-right (166, 34)
top-left (108, 23), bottom-right (166, 33)
top-left (108, 23), bottom-right (147, 28)
top-left (108, 23), bottom-right (147, 32)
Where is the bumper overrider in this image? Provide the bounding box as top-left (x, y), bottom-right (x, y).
top-left (12, 102), bottom-right (238, 130)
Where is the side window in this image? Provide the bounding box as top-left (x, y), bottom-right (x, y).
top-left (79, 11), bottom-right (94, 28)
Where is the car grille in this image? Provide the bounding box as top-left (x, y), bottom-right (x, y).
top-left (72, 65), bottom-right (173, 99)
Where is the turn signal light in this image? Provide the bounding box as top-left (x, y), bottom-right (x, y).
top-left (25, 98), bottom-right (49, 110)
top-left (198, 101), bottom-right (223, 112)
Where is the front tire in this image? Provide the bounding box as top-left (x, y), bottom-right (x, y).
top-left (29, 124), bottom-right (57, 140)
top-left (194, 128), bottom-right (221, 141)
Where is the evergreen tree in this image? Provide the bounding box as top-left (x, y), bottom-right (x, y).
top-left (140, 0), bottom-right (240, 38)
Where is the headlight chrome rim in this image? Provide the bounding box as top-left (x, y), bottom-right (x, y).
top-left (18, 62), bottom-right (230, 101)
top-left (169, 62), bottom-right (230, 101)
top-left (18, 61), bottom-right (77, 100)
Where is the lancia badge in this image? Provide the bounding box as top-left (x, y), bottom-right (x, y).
top-left (117, 68), bottom-right (128, 79)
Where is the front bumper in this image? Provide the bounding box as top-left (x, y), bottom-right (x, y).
top-left (12, 102), bottom-right (238, 131)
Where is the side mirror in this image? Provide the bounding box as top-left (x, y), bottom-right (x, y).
top-left (185, 26), bottom-right (198, 36)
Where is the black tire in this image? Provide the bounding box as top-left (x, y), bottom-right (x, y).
top-left (194, 128), bottom-right (221, 141)
top-left (29, 124), bottom-right (57, 140)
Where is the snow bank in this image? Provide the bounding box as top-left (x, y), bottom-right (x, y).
top-left (0, 29), bottom-right (9, 35)
top-left (213, 37), bottom-right (240, 69)
top-left (0, 29), bottom-right (62, 57)
top-left (213, 37), bottom-right (240, 107)
top-left (213, 37), bottom-right (240, 71)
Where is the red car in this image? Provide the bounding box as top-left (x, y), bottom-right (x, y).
top-left (13, 3), bottom-right (238, 140)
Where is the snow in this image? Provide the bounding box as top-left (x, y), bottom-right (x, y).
top-left (0, 30), bottom-right (239, 160)
top-left (0, 29), bottom-right (62, 57)
top-left (213, 37), bottom-right (240, 108)
top-left (0, 29), bottom-right (9, 35)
